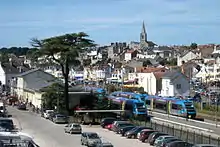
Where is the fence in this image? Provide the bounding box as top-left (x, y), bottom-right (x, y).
top-left (69, 114), bottom-right (220, 146)
top-left (133, 119), bottom-right (220, 146)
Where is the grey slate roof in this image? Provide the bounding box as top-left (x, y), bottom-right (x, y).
top-left (163, 71), bottom-right (185, 80)
top-left (18, 68), bottom-right (58, 92)
top-left (1, 63), bottom-right (30, 74)
top-left (17, 68), bottom-right (40, 77)
top-left (25, 78), bottom-right (56, 91)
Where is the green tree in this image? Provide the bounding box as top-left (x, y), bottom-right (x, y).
top-left (190, 43), bottom-right (197, 50)
top-left (31, 32), bottom-right (95, 114)
top-left (42, 83), bottom-right (65, 112)
top-left (143, 60), bottom-right (152, 67)
top-left (0, 52), bottom-right (9, 63)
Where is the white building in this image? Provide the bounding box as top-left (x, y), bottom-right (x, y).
top-left (177, 50), bottom-right (201, 66)
top-left (161, 71), bottom-right (190, 97)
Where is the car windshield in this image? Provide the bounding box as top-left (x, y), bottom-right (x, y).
top-left (56, 115), bottom-right (65, 118)
top-left (88, 133), bottom-right (99, 139)
top-left (72, 124), bottom-right (80, 127)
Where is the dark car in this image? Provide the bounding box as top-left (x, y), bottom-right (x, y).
top-left (125, 126), bottom-right (152, 139)
top-left (115, 123), bottom-right (135, 134)
top-left (119, 126), bottom-right (136, 136)
top-left (111, 121), bottom-right (130, 132)
top-left (147, 132), bottom-right (167, 145)
top-left (0, 118), bottom-right (14, 131)
top-left (138, 129), bottom-right (158, 142)
top-left (100, 118), bottom-right (116, 128)
top-left (166, 140), bottom-right (193, 147)
top-left (17, 103), bottom-right (26, 110)
top-left (160, 137), bottom-right (182, 147)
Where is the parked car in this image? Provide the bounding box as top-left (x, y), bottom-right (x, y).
top-left (165, 140), bottom-right (193, 147)
top-left (159, 137), bottom-right (182, 147)
top-left (64, 123), bottom-right (82, 134)
top-left (100, 117), bottom-right (116, 128)
top-left (138, 129), bottom-right (158, 142)
top-left (17, 103), bottom-right (26, 110)
top-left (81, 132), bottom-right (102, 147)
top-left (125, 126), bottom-right (152, 139)
top-left (0, 118), bottom-right (15, 131)
top-left (111, 121), bottom-right (130, 132)
top-left (43, 110), bottom-right (54, 119)
top-left (119, 126), bottom-right (136, 136)
top-left (52, 114), bottom-right (68, 124)
top-left (154, 135), bottom-right (176, 146)
top-left (147, 132), bottom-right (168, 145)
top-left (115, 123), bottom-right (135, 134)
top-left (105, 124), bottom-right (113, 130)
top-left (192, 145), bottom-right (217, 147)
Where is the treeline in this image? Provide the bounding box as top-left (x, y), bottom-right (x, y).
top-left (0, 47), bottom-right (34, 56)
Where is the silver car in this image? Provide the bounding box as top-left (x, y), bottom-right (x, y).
top-left (64, 123), bottom-right (82, 134)
top-left (81, 132), bottom-right (102, 147)
top-left (52, 114), bottom-right (68, 124)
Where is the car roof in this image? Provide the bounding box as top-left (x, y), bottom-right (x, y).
top-left (140, 129), bottom-right (152, 131)
top-left (0, 118), bottom-right (12, 120)
top-left (193, 144), bottom-right (217, 147)
top-left (83, 132), bottom-right (98, 135)
top-left (158, 135), bottom-right (175, 138)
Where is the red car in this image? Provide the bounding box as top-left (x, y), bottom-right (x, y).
top-left (105, 124), bottom-right (113, 130)
top-left (139, 129), bottom-right (158, 142)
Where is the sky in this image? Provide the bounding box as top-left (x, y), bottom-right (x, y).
top-left (0, 0), bottom-right (220, 47)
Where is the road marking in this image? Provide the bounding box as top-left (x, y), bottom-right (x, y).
top-left (152, 111), bottom-right (220, 127)
top-left (152, 117), bottom-right (214, 133)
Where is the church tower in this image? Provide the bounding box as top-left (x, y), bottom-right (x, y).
top-left (140, 21), bottom-right (148, 49)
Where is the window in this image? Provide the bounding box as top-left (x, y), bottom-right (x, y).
top-left (176, 84), bottom-right (181, 89)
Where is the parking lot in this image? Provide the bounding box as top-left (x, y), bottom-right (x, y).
top-left (9, 106), bottom-right (152, 147)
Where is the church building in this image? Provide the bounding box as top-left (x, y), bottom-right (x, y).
top-left (140, 21), bottom-right (156, 49)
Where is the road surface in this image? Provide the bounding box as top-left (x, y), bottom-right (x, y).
top-left (8, 106), bottom-right (151, 147)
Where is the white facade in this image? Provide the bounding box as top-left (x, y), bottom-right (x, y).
top-left (177, 51), bottom-right (201, 66)
top-left (0, 64), bottom-right (18, 87)
top-left (87, 50), bottom-right (102, 59)
top-left (124, 53), bottom-right (132, 61)
top-left (84, 68), bottom-right (109, 80)
top-left (128, 72), bottom-right (157, 95)
top-left (136, 53), bottom-right (156, 59)
top-left (161, 74), bottom-right (190, 97)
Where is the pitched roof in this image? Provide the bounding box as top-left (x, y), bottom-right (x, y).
top-left (20, 69), bottom-right (58, 91)
top-left (153, 72), bottom-right (166, 79)
top-left (162, 71), bottom-right (186, 80)
top-left (136, 67), bottom-right (167, 73)
top-left (17, 68), bottom-right (44, 77)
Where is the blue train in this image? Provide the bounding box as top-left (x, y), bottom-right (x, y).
top-left (108, 92), bottom-right (147, 117)
top-left (145, 96), bottom-right (196, 118)
top-left (109, 91), bottom-right (146, 102)
top-left (84, 86), bottom-right (106, 99)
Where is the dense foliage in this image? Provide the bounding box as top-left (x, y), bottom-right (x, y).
top-left (30, 32), bottom-right (95, 114)
top-left (0, 47), bottom-right (33, 56)
top-left (42, 83), bottom-right (66, 113)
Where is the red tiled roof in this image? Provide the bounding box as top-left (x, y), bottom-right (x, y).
top-left (153, 72), bottom-right (166, 79)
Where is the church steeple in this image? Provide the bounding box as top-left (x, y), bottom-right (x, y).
top-left (140, 21), bottom-right (147, 42)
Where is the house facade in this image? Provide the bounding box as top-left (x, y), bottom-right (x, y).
top-left (161, 71), bottom-right (190, 97)
top-left (13, 68), bottom-right (57, 108)
top-left (177, 50), bottom-right (201, 66)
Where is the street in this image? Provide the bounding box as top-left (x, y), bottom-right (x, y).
top-left (8, 106), bottom-right (151, 147)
